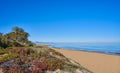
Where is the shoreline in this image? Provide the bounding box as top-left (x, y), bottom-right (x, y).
top-left (52, 47), bottom-right (120, 73)
top-left (51, 46), bottom-right (120, 56)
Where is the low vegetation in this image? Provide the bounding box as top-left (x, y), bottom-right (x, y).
top-left (0, 46), bottom-right (93, 73)
top-left (0, 27), bottom-right (93, 73)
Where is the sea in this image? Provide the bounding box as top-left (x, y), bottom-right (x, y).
top-left (36, 42), bottom-right (120, 56)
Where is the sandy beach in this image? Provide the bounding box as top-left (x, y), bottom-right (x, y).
top-left (54, 48), bottom-right (120, 73)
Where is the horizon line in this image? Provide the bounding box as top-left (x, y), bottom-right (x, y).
top-left (34, 41), bottom-right (120, 44)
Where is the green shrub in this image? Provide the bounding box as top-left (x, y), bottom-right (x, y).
top-left (45, 57), bottom-right (65, 70)
top-left (0, 46), bottom-right (3, 49)
top-left (30, 53), bottom-right (39, 58)
top-left (0, 48), bottom-right (10, 55)
top-left (49, 48), bottom-right (65, 57)
top-left (0, 54), bottom-right (19, 62)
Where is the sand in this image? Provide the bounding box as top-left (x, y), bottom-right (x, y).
top-left (53, 48), bottom-right (120, 73)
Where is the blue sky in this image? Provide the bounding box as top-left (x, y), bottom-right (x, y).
top-left (0, 0), bottom-right (120, 42)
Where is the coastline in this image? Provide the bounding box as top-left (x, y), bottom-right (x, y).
top-left (37, 42), bottom-right (120, 56)
top-left (52, 47), bottom-right (120, 56)
top-left (52, 47), bottom-right (120, 73)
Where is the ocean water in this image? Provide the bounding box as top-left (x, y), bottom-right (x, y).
top-left (37, 42), bottom-right (120, 56)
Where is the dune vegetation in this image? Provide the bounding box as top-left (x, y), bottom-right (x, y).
top-left (0, 27), bottom-right (93, 73)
